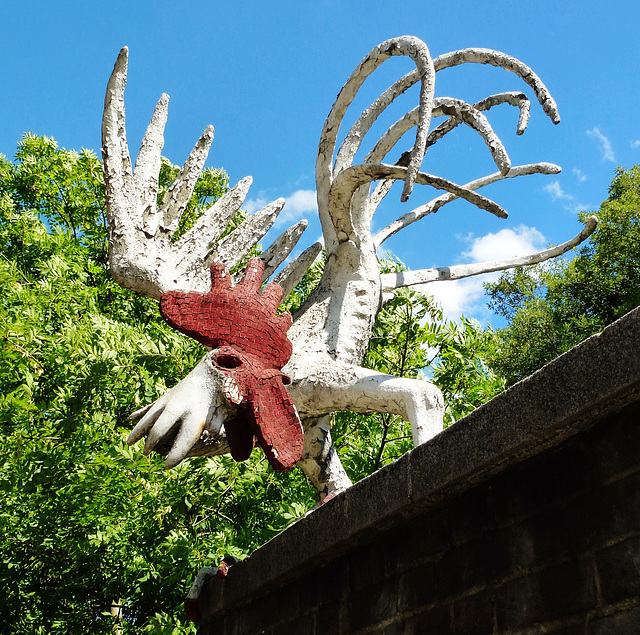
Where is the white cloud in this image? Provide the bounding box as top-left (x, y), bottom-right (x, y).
top-left (572, 168), bottom-right (587, 182)
top-left (544, 180), bottom-right (572, 202)
top-left (419, 225), bottom-right (547, 323)
top-left (425, 276), bottom-right (488, 322)
top-left (586, 127), bottom-right (616, 163)
top-left (244, 197), bottom-right (269, 214)
top-left (463, 226), bottom-right (546, 262)
top-left (632, 140), bottom-right (640, 149)
top-left (285, 189), bottom-right (317, 213)
top-left (244, 189), bottom-right (317, 228)
top-left (543, 180), bottom-right (586, 214)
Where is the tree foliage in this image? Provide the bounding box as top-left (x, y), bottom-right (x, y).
top-left (0, 135), bottom-right (311, 634)
top-left (486, 165), bottom-right (640, 384)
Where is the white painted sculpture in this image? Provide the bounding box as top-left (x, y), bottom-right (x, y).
top-left (102, 37), bottom-right (596, 500)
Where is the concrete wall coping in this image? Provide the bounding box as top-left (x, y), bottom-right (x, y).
top-left (195, 306), bottom-right (640, 619)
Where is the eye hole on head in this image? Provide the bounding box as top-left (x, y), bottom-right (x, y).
top-left (214, 353), bottom-right (244, 369)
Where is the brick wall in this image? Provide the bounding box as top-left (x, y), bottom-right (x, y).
top-left (193, 308), bottom-right (640, 634)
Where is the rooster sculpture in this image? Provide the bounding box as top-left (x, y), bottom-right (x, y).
top-left (102, 36), bottom-right (596, 501)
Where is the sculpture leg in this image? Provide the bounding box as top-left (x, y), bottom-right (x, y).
top-left (297, 415), bottom-right (353, 502)
top-left (289, 361), bottom-right (445, 449)
top-left (399, 377), bottom-right (446, 445)
top-left (338, 371), bottom-right (445, 446)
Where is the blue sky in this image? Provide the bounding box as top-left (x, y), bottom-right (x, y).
top-left (2, 1), bottom-right (639, 324)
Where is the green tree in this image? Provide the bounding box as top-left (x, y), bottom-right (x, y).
top-left (0, 134), bottom-right (311, 634)
top-left (486, 165), bottom-right (640, 384)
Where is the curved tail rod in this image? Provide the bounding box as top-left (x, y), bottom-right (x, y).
top-left (434, 48), bottom-right (559, 123)
top-left (373, 162), bottom-right (562, 248)
top-left (319, 39), bottom-right (562, 258)
top-left (328, 163), bottom-right (508, 242)
top-left (316, 35), bottom-right (436, 247)
top-left (368, 97), bottom-right (513, 176)
top-left (334, 46), bottom-right (558, 175)
top-left (329, 45), bottom-right (558, 208)
top-left (365, 94), bottom-right (529, 221)
top-left (380, 216), bottom-right (598, 297)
